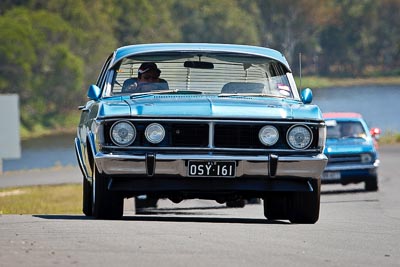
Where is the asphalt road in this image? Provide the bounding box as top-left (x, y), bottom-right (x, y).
top-left (0, 145), bottom-right (399, 266)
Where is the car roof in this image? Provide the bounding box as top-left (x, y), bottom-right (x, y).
top-left (110, 43), bottom-right (291, 70)
top-left (323, 112), bottom-right (363, 119)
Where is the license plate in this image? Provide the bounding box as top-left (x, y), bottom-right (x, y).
top-left (188, 161), bottom-right (236, 177)
top-left (321, 171), bottom-right (341, 180)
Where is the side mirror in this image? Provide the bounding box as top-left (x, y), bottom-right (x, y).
top-left (87, 84), bottom-right (101, 100)
top-left (300, 88), bottom-right (313, 104)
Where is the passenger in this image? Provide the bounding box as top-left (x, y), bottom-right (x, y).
top-left (122, 62), bottom-right (168, 93)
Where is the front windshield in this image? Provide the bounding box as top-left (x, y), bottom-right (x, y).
top-left (326, 120), bottom-right (367, 139)
top-left (107, 53), bottom-right (298, 99)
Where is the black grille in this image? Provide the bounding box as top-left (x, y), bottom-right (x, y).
top-left (214, 124), bottom-right (262, 148)
top-left (327, 154), bottom-right (362, 164)
top-left (103, 119), bottom-right (321, 150)
top-left (171, 124), bottom-right (208, 147)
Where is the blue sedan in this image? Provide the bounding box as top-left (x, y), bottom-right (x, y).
top-left (75, 43), bottom-right (327, 223)
top-left (322, 112), bottom-right (380, 191)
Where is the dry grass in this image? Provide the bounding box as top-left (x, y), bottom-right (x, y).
top-left (0, 184), bottom-right (82, 215)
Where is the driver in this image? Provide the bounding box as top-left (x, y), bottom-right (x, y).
top-left (122, 62), bottom-right (168, 93)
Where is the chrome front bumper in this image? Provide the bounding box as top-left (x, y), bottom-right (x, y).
top-left (95, 152), bottom-right (328, 179)
top-left (324, 159), bottom-right (380, 172)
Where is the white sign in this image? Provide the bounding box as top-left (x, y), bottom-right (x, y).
top-left (0, 94), bottom-right (21, 159)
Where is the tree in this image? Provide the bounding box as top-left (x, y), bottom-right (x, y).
top-left (319, 0), bottom-right (379, 76)
top-left (0, 7), bottom-right (83, 129)
top-left (171, 0), bottom-right (260, 45)
top-left (248, 0), bottom-right (338, 71)
top-left (112, 0), bottom-right (181, 45)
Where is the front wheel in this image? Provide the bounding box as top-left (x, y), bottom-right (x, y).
top-left (288, 179), bottom-right (321, 224)
top-left (263, 179), bottom-right (321, 224)
top-left (92, 162), bottom-right (123, 219)
top-left (135, 196), bottom-right (158, 212)
top-left (365, 175), bottom-right (378, 191)
top-left (226, 199), bottom-right (246, 208)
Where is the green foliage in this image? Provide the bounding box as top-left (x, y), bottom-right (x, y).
top-left (379, 131), bottom-right (400, 145)
top-left (172, 0), bottom-right (259, 44)
top-left (113, 0), bottom-right (181, 45)
top-left (0, 0), bottom-right (399, 137)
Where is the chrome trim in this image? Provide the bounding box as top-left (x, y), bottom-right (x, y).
top-left (100, 145), bottom-right (323, 153)
top-left (94, 152), bottom-right (327, 178)
top-left (74, 137), bottom-right (89, 178)
top-left (208, 121), bottom-right (214, 148)
top-left (324, 160), bottom-right (379, 171)
top-left (98, 118), bottom-right (325, 125)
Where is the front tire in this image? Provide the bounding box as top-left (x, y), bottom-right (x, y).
top-left (135, 196), bottom-right (158, 211)
top-left (263, 179), bottom-right (321, 224)
top-left (263, 193), bottom-right (289, 220)
top-left (226, 199), bottom-right (246, 208)
top-left (92, 163), bottom-right (123, 219)
top-left (288, 179), bottom-right (321, 224)
top-left (365, 175), bottom-right (378, 191)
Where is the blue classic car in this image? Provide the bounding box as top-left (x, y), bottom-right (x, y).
top-left (322, 112), bottom-right (380, 191)
top-left (75, 43), bottom-right (327, 223)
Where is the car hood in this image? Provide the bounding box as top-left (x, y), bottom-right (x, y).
top-left (324, 138), bottom-right (375, 154)
top-left (107, 95), bottom-right (323, 120)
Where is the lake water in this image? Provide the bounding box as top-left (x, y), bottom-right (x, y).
top-left (3, 85), bottom-right (399, 172)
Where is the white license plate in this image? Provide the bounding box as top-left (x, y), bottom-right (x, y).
top-left (322, 171), bottom-right (341, 180)
top-left (188, 161), bottom-right (236, 177)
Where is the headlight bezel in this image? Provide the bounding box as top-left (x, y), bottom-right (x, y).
top-left (145, 123), bottom-right (166, 144)
top-left (286, 124), bottom-right (313, 150)
top-left (259, 125), bottom-right (279, 146)
top-left (110, 120), bottom-right (136, 147)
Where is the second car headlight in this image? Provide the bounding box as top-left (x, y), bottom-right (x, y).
top-left (361, 153), bottom-right (373, 163)
top-left (110, 121), bottom-right (136, 146)
top-left (145, 123), bottom-right (165, 144)
top-left (287, 125), bottom-right (312, 149)
top-left (259, 125), bottom-right (279, 146)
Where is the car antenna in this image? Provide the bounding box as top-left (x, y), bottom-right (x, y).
top-left (299, 52), bottom-right (302, 89)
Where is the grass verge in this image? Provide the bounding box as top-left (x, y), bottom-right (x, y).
top-left (295, 76), bottom-right (400, 89)
top-left (0, 184), bottom-right (82, 215)
top-left (379, 132), bottom-right (400, 144)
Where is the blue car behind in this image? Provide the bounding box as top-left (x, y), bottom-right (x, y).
top-left (322, 112), bottom-right (380, 191)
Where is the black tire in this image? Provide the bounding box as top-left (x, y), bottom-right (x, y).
top-left (288, 179), bottom-right (321, 224)
top-left (365, 176), bottom-right (378, 191)
top-left (92, 163), bottom-right (124, 219)
top-left (263, 193), bottom-right (289, 220)
top-left (246, 198), bottom-right (261, 205)
top-left (135, 196), bottom-right (159, 210)
top-left (226, 199), bottom-right (246, 208)
top-left (82, 176), bottom-right (92, 216)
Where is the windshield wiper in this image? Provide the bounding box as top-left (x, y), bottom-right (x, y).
top-left (218, 93), bottom-right (285, 98)
top-left (130, 90), bottom-right (178, 98)
top-left (130, 90), bottom-right (206, 98)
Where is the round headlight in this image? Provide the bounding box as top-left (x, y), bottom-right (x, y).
top-left (259, 125), bottom-right (279, 146)
top-left (110, 121), bottom-right (136, 146)
top-left (145, 123), bottom-right (165, 144)
top-left (287, 125), bottom-right (312, 149)
top-left (361, 153), bottom-right (372, 163)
